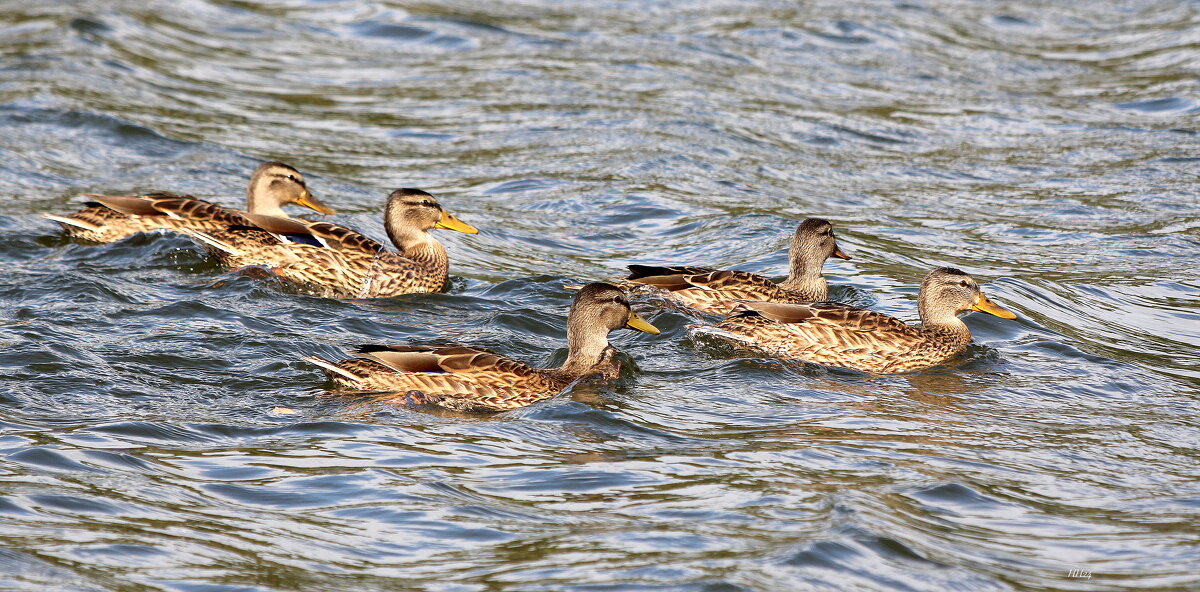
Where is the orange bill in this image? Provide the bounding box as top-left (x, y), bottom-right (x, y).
top-left (971, 293), bottom-right (1017, 319)
top-left (435, 210), bottom-right (478, 234)
top-left (625, 312), bottom-right (660, 334)
top-left (296, 190), bottom-right (336, 214)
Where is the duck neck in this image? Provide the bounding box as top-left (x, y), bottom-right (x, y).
top-left (778, 271), bottom-right (827, 299)
top-left (556, 325), bottom-right (614, 379)
top-left (386, 225), bottom-right (447, 272)
top-left (918, 301), bottom-right (972, 343)
top-left (779, 246), bottom-right (827, 299)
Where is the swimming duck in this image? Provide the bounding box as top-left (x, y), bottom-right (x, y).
top-left (697, 267), bottom-right (1016, 373)
top-left (190, 188), bottom-right (476, 298)
top-left (304, 282), bottom-right (660, 411)
top-left (43, 162), bottom-right (333, 243)
top-left (624, 218), bottom-right (851, 315)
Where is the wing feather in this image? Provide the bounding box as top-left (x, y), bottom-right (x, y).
top-left (51, 193), bottom-right (248, 242)
top-left (711, 301), bottom-right (948, 373)
top-left (237, 214), bottom-right (385, 254)
top-left (624, 265), bottom-right (795, 315)
top-left (311, 344), bottom-right (557, 410)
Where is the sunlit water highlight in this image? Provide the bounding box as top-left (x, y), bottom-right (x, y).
top-left (1, 1), bottom-right (1198, 591)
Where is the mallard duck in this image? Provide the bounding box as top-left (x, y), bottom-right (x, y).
top-left (43, 162), bottom-right (334, 243)
top-left (189, 188), bottom-right (476, 298)
top-left (624, 218), bottom-right (851, 315)
top-left (305, 282), bottom-right (661, 411)
top-left (697, 267), bottom-right (1016, 373)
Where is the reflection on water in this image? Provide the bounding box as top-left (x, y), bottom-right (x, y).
top-left (2, 0), bottom-right (1199, 590)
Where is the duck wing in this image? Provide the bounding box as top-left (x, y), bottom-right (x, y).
top-left (716, 301), bottom-right (931, 372)
top-left (342, 345), bottom-right (557, 410)
top-left (237, 213), bottom-right (386, 253)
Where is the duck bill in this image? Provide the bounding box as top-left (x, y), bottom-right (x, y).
top-left (435, 210), bottom-right (478, 234)
top-left (971, 293), bottom-right (1016, 319)
top-left (625, 312), bottom-right (660, 335)
top-left (832, 243), bottom-right (852, 260)
top-left (296, 190), bottom-right (336, 215)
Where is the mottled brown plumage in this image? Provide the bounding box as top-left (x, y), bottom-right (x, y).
top-left (44, 162), bottom-right (333, 242)
top-left (624, 218), bottom-right (852, 315)
top-left (305, 283), bottom-right (661, 411)
top-left (190, 188), bottom-right (477, 298)
top-left (699, 267), bottom-right (1017, 373)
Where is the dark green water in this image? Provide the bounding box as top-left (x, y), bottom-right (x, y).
top-left (1, 1), bottom-right (1198, 591)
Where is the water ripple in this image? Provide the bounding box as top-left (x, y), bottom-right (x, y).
top-left (1, 0), bottom-right (1198, 591)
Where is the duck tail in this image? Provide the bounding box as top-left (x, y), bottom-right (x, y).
top-left (42, 214), bottom-right (100, 232)
top-left (188, 231), bottom-right (241, 256)
top-left (302, 356), bottom-right (362, 383)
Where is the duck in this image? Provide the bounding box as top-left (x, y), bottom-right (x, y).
top-left (43, 162), bottom-right (334, 243)
top-left (623, 217), bottom-right (852, 315)
top-left (304, 282), bottom-right (661, 411)
top-left (189, 188), bottom-right (477, 298)
top-left (696, 267), bottom-right (1016, 373)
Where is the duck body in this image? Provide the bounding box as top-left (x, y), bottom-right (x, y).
top-left (625, 218), bottom-right (851, 315)
top-left (261, 240), bottom-right (450, 298)
top-left (44, 193), bottom-right (246, 243)
top-left (44, 162), bottom-right (332, 243)
top-left (708, 301), bottom-right (975, 373)
top-left (308, 344), bottom-right (608, 411)
top-left (702, 267), bottom-right (1016, 373)
top-left (306, 282), bottom-right (660, 411)
top-left (625, 265), bottom-right (823, 316)
top-left (190, 188), bottom-right (476, 298)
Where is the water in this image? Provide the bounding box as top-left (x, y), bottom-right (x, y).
top-left (1, 1), bottom-right (1198, 590)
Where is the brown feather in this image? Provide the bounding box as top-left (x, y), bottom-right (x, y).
top-left (306, 283), bottom-right (651, 411)
top-left (192, 190), bottom-right (465, 298)
top-left (317, 344), bottom-right (568, 411)
top-left (623, 218), bottom-right (850, 315)
top-left (47, 162), bottom-right (323, 243)
top-left (703, 270), bottom-right (1013, 374)
top-left (45, 194), bottom-right (247, 242)
top-left (625, 269), bottom-right (798, 316)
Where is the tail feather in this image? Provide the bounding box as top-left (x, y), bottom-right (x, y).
top-left (43, 214), bottom-right (100, 232)
top-left (303, 356), bottom-right (362, 383)
top-left (188, 231), bottom-right (241, 256)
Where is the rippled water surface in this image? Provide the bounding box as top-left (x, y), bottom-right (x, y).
top-left (2, 1), bottom-right (1198, 590)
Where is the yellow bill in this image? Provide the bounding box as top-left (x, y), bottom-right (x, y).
top-left (435, 210), bottom-right (478, 234)
top-left (971, 293), bottom-right (1017, 319)
top-left (296, 190), bottom-right (336, 215)
top-left (832, 244), bottom-right (852, 260)
top-left (625, 311), bottom-right (660, 334)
